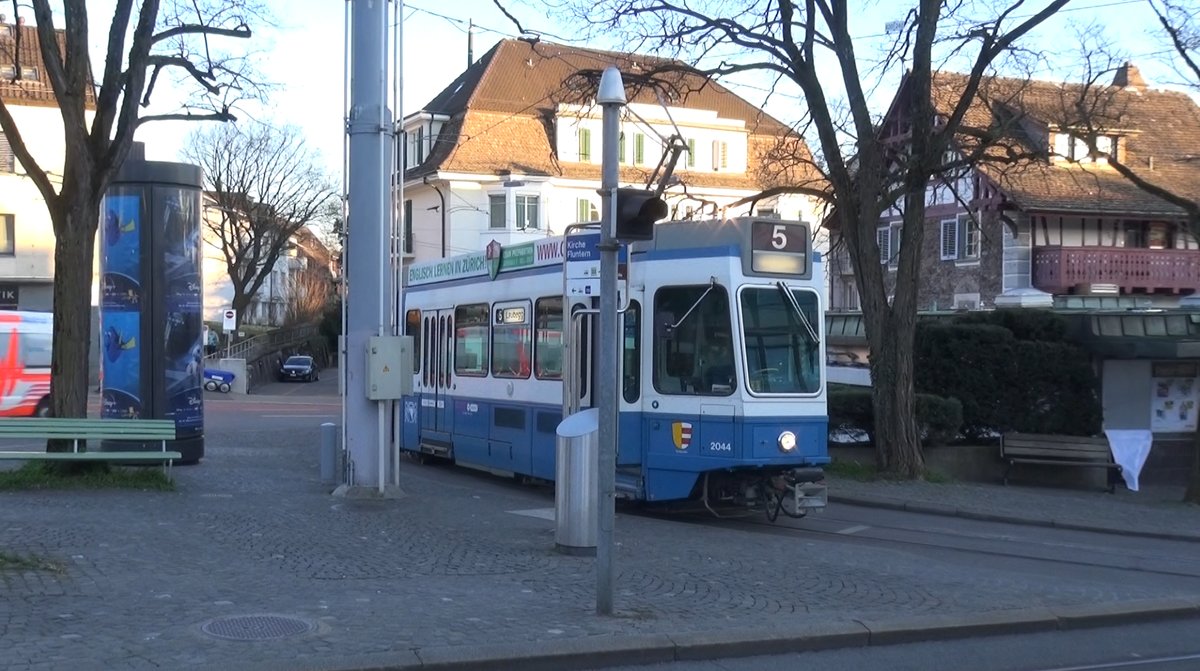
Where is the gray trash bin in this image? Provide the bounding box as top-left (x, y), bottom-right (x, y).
top-left (555, 408), bottom-right (599, 555)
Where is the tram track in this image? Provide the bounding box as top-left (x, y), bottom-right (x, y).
top-left (643, 506), bottom-right (1200, 581)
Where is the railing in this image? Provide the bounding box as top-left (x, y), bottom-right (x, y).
top-left (204, 323), bottom-right (320, 365)
top-left (1032, 246), bottom-right (1200, 295)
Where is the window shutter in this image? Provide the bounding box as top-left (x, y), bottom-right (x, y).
top-left (0, 133), bottom-right (14, 172)
top-left (578, 128), bottom-right (591, 162)
top-left (403, 200), bottom-right (413, 254)
top-left (618, 132), bottom-right (626, 163)
top-left (634, 134), bottom-right (644, 164)
top-left (877, 227), bottom-right (891, 264)
top-left (940, 219), bottom-right (958, 260)
top-left (687, 139), bottom-right (695, 167)
top-left (1053, 132), bottom-right (1069, 160)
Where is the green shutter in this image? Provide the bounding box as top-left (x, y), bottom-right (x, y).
top-left (579, 128), bottom-right (591, 161)
top-left (634, 134), bottom-right (644, 164)
top-left (686, 139), bottom-right (695, 167)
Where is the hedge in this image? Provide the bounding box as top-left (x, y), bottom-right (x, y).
top-left (913, 313), bottom-right (1101, 439)
top-left (829, 388), bottom-right (963, 446)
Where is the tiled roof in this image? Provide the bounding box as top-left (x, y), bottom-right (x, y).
top-left (929, 70), bottom-right (1200, 217)
top-left (0, 23), bottom-right (96, 109)
top-left (410, 38), bottom-right (820, 191)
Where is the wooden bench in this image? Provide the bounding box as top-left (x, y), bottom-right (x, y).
top-left (0, 418), bottom-right (182, 477)
top-left (1000, 432), bottom-right (1121, 493)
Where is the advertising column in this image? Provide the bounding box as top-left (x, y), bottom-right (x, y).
top-left (99, 147), bottom-right (205, 463)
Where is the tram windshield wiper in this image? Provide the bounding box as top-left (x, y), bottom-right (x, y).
top-left (776, 281), bottom-right (820, 346)
top-left (668, 277), bottom-right (718, 330)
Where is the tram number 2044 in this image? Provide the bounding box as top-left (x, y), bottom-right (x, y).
top-left (709, 441), bottom-right (732, 452)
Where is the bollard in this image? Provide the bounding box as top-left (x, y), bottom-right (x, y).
top-left (320, 422), bottom-right (337, 484)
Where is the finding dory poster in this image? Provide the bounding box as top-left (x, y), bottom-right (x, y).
top-left (101, 194), bottom-right (143, 309)
top-left (100, 311), bottom-right (141, 419)
top-left (100, 189), bottom-right (143, 420)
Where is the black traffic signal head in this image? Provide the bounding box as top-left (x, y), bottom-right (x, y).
top-left (614, 187), bottom-right (668, 241)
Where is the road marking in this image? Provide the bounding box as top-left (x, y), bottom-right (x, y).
top-left (508, 508), bottom-right (555, 521)
top-left (836, 524), bottom-right (870, 535)
top-left (1038, 652), bottom-right (1200, 670)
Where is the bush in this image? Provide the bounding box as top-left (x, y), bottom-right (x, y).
top-left (913, 315), bottom-right (1101, 439)
top-left (950, 308), bottom-right (1069, 342)
top-left (828, 388), bottom-right (963, 446)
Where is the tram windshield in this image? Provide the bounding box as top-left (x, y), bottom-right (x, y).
top-left (740, 287), bottom-right (821, 394)
top-left (653, 284), bottom-right (736, 396)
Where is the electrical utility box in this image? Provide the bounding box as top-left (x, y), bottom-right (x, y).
top-left (366, 335), bottom-right (414, 400)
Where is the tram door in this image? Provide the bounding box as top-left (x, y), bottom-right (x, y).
top-left (564, 299), bottom-right (596, 414)
top-left (420, 308), bottom-right (454, 435)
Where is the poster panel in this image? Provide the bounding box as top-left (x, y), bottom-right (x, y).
top-left (1150, 362), bottom-right (1199, 432)
top-left (100, 190), bottom-right (144, 419)
top-left (158, 186), bottom-right (204, 431)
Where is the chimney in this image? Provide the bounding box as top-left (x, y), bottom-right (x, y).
top-left (1112, 62), bottom-right (1147, 90)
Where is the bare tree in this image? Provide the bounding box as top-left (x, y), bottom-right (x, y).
top-left (0, 1), bottom-right (261, 430)
top-left (535, 0), bottom-right (1067, 476)
top-left (283, 265), bottom-right (333, 326)
top-left (1054, 1), bottom-right (1200, 503)
top-left (185, 121), bottom-right (337, 329)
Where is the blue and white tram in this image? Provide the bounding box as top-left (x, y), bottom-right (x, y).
top-left (399, 217), bottom-right (829, 518)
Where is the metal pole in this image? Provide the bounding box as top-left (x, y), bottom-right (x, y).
top-left (320, 422), bottom-right (337, 484)
top-left (345, 0), bottom-right (391, 492)
top-left (595, 66), bottom-right (625, 616)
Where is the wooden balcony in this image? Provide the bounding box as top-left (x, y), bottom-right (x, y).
top-left (1032, 246), bottom-right (1200, 295)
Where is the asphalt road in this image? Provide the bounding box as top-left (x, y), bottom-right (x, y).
top-left (588, 619), bottom-right (1200, 671)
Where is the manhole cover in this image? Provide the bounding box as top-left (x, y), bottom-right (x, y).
top-left (201, 614), bottom-right (313, 641)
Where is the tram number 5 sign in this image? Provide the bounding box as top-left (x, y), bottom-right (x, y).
top-left (750, 221), bottom-right (809, 276)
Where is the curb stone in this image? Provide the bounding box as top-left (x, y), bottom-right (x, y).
top-left (316, 598), bottom-right (1200, 671)
top-left (829, 494), bottom-right (1200, 544)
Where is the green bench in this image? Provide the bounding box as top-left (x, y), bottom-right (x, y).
top-left (0, 418), bottom-right (182, 477)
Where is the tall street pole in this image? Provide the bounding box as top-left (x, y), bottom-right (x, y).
top-left (596, 66), bottom-right (625, 616)
top-left (343, 0), bottom-right (392, 494)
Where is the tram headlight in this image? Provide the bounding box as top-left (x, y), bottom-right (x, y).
top-left (777, 431), bottom-right (797, 453)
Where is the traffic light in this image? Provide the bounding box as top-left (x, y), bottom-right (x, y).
top-left (613, 187), bottom-right (668, 241)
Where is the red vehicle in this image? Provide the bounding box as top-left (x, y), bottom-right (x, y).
top-left (0, 310), bottom-right (53, 417)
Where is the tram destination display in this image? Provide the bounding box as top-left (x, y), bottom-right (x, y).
top-left (749, 221), bottom-right (809, 275)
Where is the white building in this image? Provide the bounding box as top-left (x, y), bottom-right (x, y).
top-left (0, 18), bottom-right (97, 312)
top-left (395, 39), bottom-right (826, 282)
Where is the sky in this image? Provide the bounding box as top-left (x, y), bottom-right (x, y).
top-left (79, 0), bottom-right (1188, 183)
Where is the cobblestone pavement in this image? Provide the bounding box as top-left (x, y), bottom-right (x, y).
top-left (1, 423), bottom-right (1198, 671)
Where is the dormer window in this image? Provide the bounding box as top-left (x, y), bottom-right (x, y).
top-left (0, 65), bottom-right (38, 80)
top-left (1055, 132), bottom-right (1118, 163)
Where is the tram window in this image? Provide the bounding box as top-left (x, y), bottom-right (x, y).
top-left (427, 316), bottom-right (436, 388)
top-left (573, 304), bottom-right (591, 398)
top-left (406, 310), bottom-right (421, 375)
top-left (444, 315), bottom-right (453, 383)
top-left (534, 296), bottom-right (563, 380)
top-left (653, 284), bottom-right (736, 396)
top-left (492, 301), bottom-right (532, 379)
top-left (623, 300), bottom-right (640, 403)
top-left (740, 287), bottom-right (821, 394)
top-left (454, 304), bottom-right (489, 376)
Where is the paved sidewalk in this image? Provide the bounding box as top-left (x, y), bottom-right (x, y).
top-left (828, 475), bottom-right (1200, 542)
top-left (0, 423), bottom-right (1198, 671)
